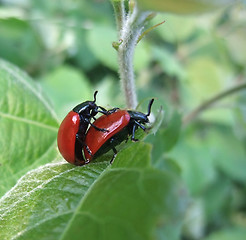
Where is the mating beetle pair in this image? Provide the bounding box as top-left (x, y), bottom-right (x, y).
top-left (57, 91), bottom-right (154, 166)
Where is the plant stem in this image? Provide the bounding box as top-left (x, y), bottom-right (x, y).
top-left (111, 0), bottom-right (150, 109)
top-left (183, 81), bottom-right (246, 125)
top-left (111, 0), bottom-right (125, 32)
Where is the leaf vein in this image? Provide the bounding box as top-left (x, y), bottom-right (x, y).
top-left (0, 111), bottom-right (58, 132)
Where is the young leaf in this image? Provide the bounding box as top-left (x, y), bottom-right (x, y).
top-left (0, 59), bottom-right (59, 197)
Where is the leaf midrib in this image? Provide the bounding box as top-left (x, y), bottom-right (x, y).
top-left (59, 163), bottom-right (111, 240)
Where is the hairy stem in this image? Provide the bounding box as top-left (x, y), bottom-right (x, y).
top-left (112, 0), bottom-right (150, 109)
top-left (111, 0), bottom-right (125, 31)
top-left (183, 81), bottom-right (246, 125)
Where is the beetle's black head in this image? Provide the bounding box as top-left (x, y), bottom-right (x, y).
top-left (128, 98), bottom-right (154, 123)
top-left (73, 91), bottom-right (99, 116)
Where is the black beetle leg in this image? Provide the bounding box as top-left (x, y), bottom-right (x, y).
top-left (107, 108), bottom-right (119, 114)
top-left (97, 110), bottom-right (108, 115)
top-left (85, 118), bottom-right (109, 132)
top-left (131, 120), bottom-right (146, 141)
top-left (97, 106), bottom-right (108, 115)
top-left (134, 120), bottom-right (146, 131)
top-left (84, 144), bottom-right (92, 156)
top-left (110, 147), bottom-right (118, 164)
top-left (90, 122), bottom-right (109, 132)
top-left (97, 107), bottom-right (119, 115)
top-left (131, 124), bottom-right (139, 142)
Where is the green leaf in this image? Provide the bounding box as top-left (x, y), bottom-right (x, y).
top-left (234, 92), bottom-right (246, 141)
top-left (137, 0), bottom-right (234, 14)
top-left (153, 13), bottom-right (196, 43)
top-left (170, 133), bottom-right (217, 196)
top-left (155, 157), bottom-right (182, 175)
top-left (61, 168), bottom-right (185, 240)
top-left (0, 162), bottom-right (109, 240)
top-left (225, 27), bottom-right (246, 66)
top-left (0, 143), bottom-right (187, 240)
top-left (87, 25), bottom-right (118, 70)
top-left (74, 29), bottom-right (99, 70)
top-left (202, 177), bottom-right (232, 225)
top-left (0, 18), bottom-right (43, 69)
top-left (0, 59), bottom-right (59, 197)
top-left (86, 25), bottom-right (150, 72)
top-left (160, 112), bottom-right (182, 152)
top-left (111, 142), bottom-right (152, 169)
top-left (40, 65), bottom-right (92, 119)
top-left (208, 128), bottom-right (246, 183)
top-left (186, 57), bottom-right (223, 106)
top-left (134, 41), bottom-right (151, 71)
top-left (203, 228), bottom-right (246, 240)
top-left (146, 112), bottom-right (182, 163)
top-left (151, 46), bottom-right (185, 79)
top-left (184, 57), bottom-right (234, 124)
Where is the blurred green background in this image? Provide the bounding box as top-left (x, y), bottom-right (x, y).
top-left (0, 0), bottom-right (246, 239)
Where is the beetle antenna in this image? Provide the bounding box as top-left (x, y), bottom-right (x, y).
top-left (146, 99), bottom-right (154, 116)
top-left (93, 91), bottom-right (98, 102)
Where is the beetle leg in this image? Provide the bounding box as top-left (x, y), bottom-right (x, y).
top-left (107, 108), bottom-right (119, 114)
top-left (84, 144), bottom-right (93, 156)
top-left (133, 120), bottom-right (146, 131)
top-left (85, 159), bottom-right (90, 164)
top-left (131, 124), bottom-right (139, 142)
top-left (90, 122), bottom-right (109, 132)
top-left (97, 106), bottom-right (108, 115)
top-left (97, 107), bottom-right (119, 115)
top-left (131, 120), bottom-right (146, 141)
top-left (110, 147), bottom-right (118, 164)
top-left (97, 110), bottom-right (107, 115)
top-left (84, 118), bottom-right (109, 132)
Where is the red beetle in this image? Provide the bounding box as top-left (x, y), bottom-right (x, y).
top-left (57, 91), bottom-right (109, 165)
top-left (83, 99), bottom-right (154, 163)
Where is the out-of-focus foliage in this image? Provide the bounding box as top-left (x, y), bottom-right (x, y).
top-left (137, 0), bottom-right (236, 14)
top-left (0, 0), bottom-right (246, 239)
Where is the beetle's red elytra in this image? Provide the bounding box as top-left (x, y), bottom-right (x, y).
top-left (57, 111), bottom-right (80, 164)
top-left (83, 99), bottom-right (154, 163)
top-left (57, 91), bottom-right (109, 166)
top-left (83, 110), bottom-right (131, 161)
